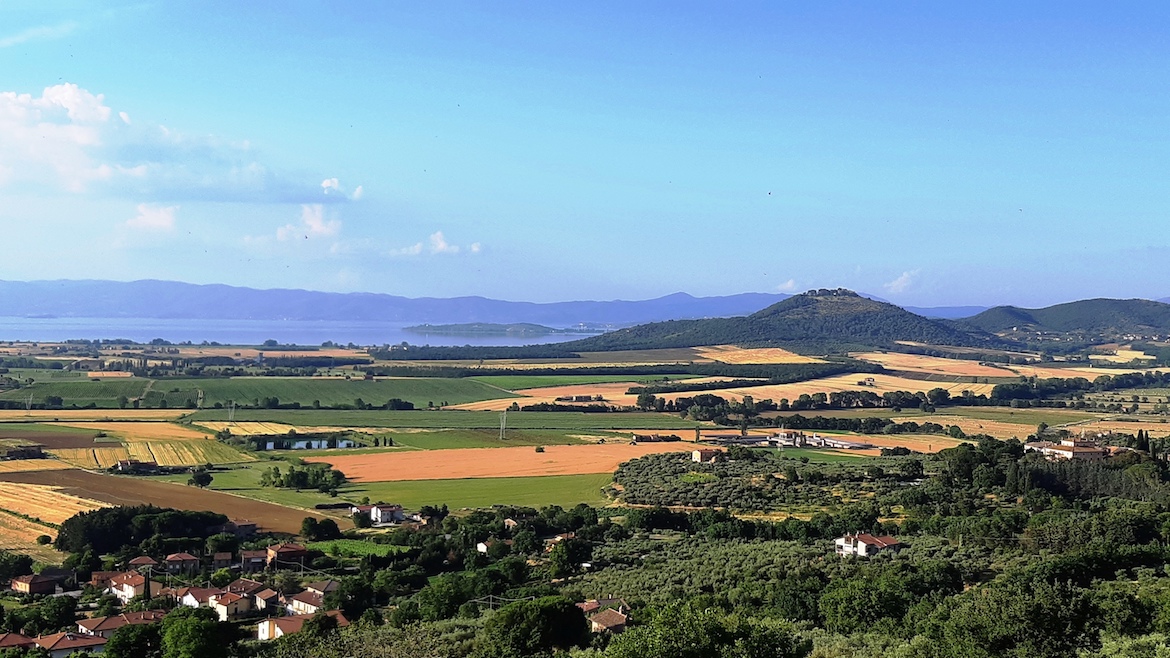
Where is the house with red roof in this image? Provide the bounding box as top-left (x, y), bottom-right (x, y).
top-left (77, 610), bottom-right (166, 638)
top-left (834, 533), bottom-right (902, 557)
top-left (257, 611), bottom-right (349, 641)
top-left (34, 632), bottom-right (107, 658)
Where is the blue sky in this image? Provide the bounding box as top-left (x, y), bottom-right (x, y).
top-left (1, 2), bottom-right (1168, 307)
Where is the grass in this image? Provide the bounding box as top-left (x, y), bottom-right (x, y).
top-left (186, 409), bottom-right (704, 430)
top-left (0, 423), bottom-right (96, 436)
top-left (156, 466), bottom-right (615, 511)
top-left (306, 539), bottom-right (412, 558)
top-left (278, 429), bottom-right (604, 456)
top-left (470, 374), bottom-right (695, 390)
top-left (0, 380), bottom-right (149, 405)
top-left (350, 473), bottom-right (615, 510)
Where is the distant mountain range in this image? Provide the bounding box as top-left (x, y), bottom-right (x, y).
top-left (960, 298), bottom-right (1170, 336)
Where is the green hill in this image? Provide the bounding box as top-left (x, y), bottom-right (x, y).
top-left (962, 298), bottom-right (1170, 336)
top-left (563, 289), bottom-right (1003, 353)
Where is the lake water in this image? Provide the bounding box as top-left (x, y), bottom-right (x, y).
top-left (0, 317), bottom-right (595, 347)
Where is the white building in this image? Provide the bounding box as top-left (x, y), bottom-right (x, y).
top-left (835, 533), bottom-right (902, 557)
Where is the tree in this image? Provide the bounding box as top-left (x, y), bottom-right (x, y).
top-left (301, 517), bottom-right (320, 540)
top-left (606, 604), bottom-right (811, 658)
top-left (106, 622), bottom-right (163, 658)
top-left (161, 608), bottom-right (226, 658)
top-left (477, 596), bottom-right (588, 656)
top-left (548, 538), bottom-right (591, 578)
top-left (188, 471), bottom-right (212, 489)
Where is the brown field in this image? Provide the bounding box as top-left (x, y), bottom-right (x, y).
top-left (52, 421), bottom-right (210, 442)
top-left (1089, 350), bottom-right (1156, 364)
top-left (656, 373), bottom-right (999, 405)
top-left (0, 470), bottom-right (333, 534)
top-left (852, 352), bottom-right (1017, 378)
top-left (0, 409), bottom-right (186, 421)
top-left (892, 415), bottom-right (1036, 440)
top-left (0, 512), bottom-right (62, 563)
top-left (86, 371), bottom-right (134, 378)
top-left (829, 433), bottom-right (966, 454)
top-left (0, 427), bottom-right (100, 449)
top-left (1069, 419), bottom-right (1170, 438)
top-left (0, 459), bottom-right (77, 474)
top-left (693, 345), bottom-right (823, 364)
top-left (308, 443), bottom-right (696, 482)
top-left (1007, 364), bottom-right (1164, 379)
top-left (0, 481), bottom-right (109, 524)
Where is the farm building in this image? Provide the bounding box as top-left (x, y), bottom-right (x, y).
top-left (11, 574), bottom-right (56, 596)
top-left (1025, 438), bottom-right (1109, 461)
top-left (692, 449), bottom-right (723, 463)
top-left (257, 611), bottom-right (349, 641)
top-left (835, 533), bottom-right (902, 557)
top-left (589, 608), bottom-right (628, 634)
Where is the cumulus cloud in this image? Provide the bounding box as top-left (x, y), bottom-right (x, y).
top-left (385, 232), bottom-right (482, 258)
top-left (0, 22), bottom-right (78, 49)
top-left (125, 204), bottom-right (177, 231)
top-left (276, 204), bottom-right (341, 241)
top-left (428, 231), bottom-right (460, 254)
top-left (388, 242), bottom-right (424, 257)
top-left (321, 177), bottom-right (363, 200)
top-left (776, 279), bottom-right (798, 293)
top-left (0, 82), bottom-right (357, 203)
top-left (470, 242), bottom-right (481, 253)
top-left (884, 270), bottom-right (919, 294)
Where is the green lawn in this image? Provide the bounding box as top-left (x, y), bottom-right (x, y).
top-left (157, 465), bottom-right (614, 511)
top-left (186, 409), bottom-right (703, 430)
top-left (350, 473), bottom-right (615, 510)
top-left (470, 374), bottom-right (694, 391)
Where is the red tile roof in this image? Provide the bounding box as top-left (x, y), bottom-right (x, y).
top-left (271, 610), bottom-right (350, 635)
top-left (589, 609), bottom-right (628, 630)
top-left (0, 633), bottom-right (34, 649)
top-left (854, 534), bottom-right (901, 548)
top-left (34, 633), bottom-right (107, 652)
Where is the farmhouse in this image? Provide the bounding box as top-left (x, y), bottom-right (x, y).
top-left (11, 574), bottom-right (56, 596)
top-left (267, 542), bottom-right (308, 568)
top-left (257, 610), bottom-right (349, 641)
top-left (1026, 438), bottom-right (1109, 461)
top-left (286, 590), bottom-right (325, 616)
top-left (114, 459), bottom-right (158, 474)
top-left (589, 608), bottom-right (628, 634)
top-left (692, 449), bottom-right (723, 463)
top-left (164, 552), bottom-right (200, 574)
top-left (128, 556), bottom-right (158, 571)
top-left (835, 533), bottom-right (902, 557)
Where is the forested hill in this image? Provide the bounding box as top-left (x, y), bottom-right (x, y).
top-left (962, 298), bottom-right (1170, 336)
top-left (561, 289), bottom-right (1005, 353)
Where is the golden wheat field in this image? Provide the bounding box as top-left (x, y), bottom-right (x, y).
top-left (0, 482), bottom-right (108, 524)
top-left (1069, 419), bottom-right (1170, 438)
top-left (656, 373), bottom-right (998, 405)
top-left (196, 421), bottom-right (299, 435)
top-left (0, 513), bottom-right (61, 563)
top-left (49, 447), bottom-right (131, 469)
top-left (693, 345), bottom-right (824, 364)
top-left (0, 459), bottom-right (76, 474)
top-left (52, 421), bottom-right (210, 441)
top-left (852, 352), bottom-right (1016, 378)
top-left (1089, 350), bottom-right (1156, 363)
top-left (894, 415), bottom-right (1036, 440)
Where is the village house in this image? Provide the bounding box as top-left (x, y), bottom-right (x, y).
top-left (11, 574), bottom-right (56, 596)
top-left (240, 550), bottom-right (268, 573)
top-left (475, 539), bottom-right (513, 554)
top-left (0, 633), bottom-right (34, 651)
top-left (257, 611), bottom-right (349, 641)
top-left (128, 556), bottom-right (158, 571)
top-left (835, 533), bottom-right (903, 558)
top-left (76, 610), bottom-right (166, 639)
top-left (370, 504), bottom-right (405, 524)
top-left (164, 552), bottom-right (200, 574)
top-left (266, 543), bottom-right (308, 568)
top-left (211, 552), bottom-right (235, 570)
top-left (589, 608), bottom-right (628, 634)
top-left (285, 590), bottom-right (325, 616)
top-left (210, 592), bottom-right (251, 621)
top-left (108, 572), bottom-right (163, 604)
top-left (34, 632), bottom-right (107, 658)
top-left (89, 572), bottom-right (120, 590)
top-left (176, 587), bottom-right (222, 609)
top-left (1026, 438), bottom-right (1109, 461)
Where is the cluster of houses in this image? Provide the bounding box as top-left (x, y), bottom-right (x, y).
top-left (348, 503), bottom-right (406, 525)
top-left (697, 431), bottom-right (875, 451)
top-left (1024, 437), bottom-right (1111, 461)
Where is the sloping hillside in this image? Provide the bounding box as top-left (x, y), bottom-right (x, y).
top-left (963, 298), bottom-right (1170, 335)
top-left (563, 289), bottom-right (1003, 353)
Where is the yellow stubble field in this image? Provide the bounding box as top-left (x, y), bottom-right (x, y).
top-left (693, 345), bottom-right (824, 364)
top-left (656, 373), bottom-right (998, 404)
top-left (0, 481), bottom-right (108, 524)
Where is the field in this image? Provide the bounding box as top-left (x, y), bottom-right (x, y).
top-left (693, 345), bottom-right (824, 364)
top-left (48, 440), bottom-right (253, 468)
top-left (1089, 349), bottom-right (1155, 363)
top-left (0, 409), bottom-right (187, 421)
top-left (306, 539), bottom-right (412, 558)
top-left (469, 374), bottom-right (695, 390)
top-left (187, 409), bottom-right (704, 430)
top-left (853, 352), bottom-right (1017, 378)
top-left (0, 423), bottom-right (101, 448)
top-left (147, 377), bottom-right (516, 409)
top-left (351, 474), bottom-right (615, 510)
top-left (655, 373), bottom-right (999, 405)
top-left (307, 443), bottom-right (696, 482)
top-left (451, 382), bottom-right (643, 410)
top-left (0, 460), bottom-right (76, 474)
top-left (0, 512), bottom-right (62, 563)
top-left (0, 481), bottom-right (109, 524)
top-left (0, 470), bottom-right (334, 534)
top-left (51, 421), bottom-right (211, 441)
top-left (0, 379), bottom-right (150, 405)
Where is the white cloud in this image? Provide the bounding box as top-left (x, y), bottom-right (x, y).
top-left (776, 278), bottom-right (798, 292)
top-left (389, 242), bottom-right (424, 257)
top-left (322, 177), bottom-right (364, 200)
top-left (470, 242), bottom-right (481, 253)
top-left (884, 270), bottom-right (919, 294)
top-left (0, 22), bottom-right (78, 49)
top-left (0, 82), bottom-right (353, 203)
top-left (276, 204), bottom-right (340, 241)
top-left (428, 231), bottom-right (460, 254)
top-left (351, 185), bottom-right (363, 200)
top-left (125, 203), bottom-right (177, 231)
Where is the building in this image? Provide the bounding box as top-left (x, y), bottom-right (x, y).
top-left (835, 533), bottom-right (902, 558)
top-left (107, 572), bottom-right (163, 604)
top-left (11, 574), bottom-right (56, 596)
top-left (240, 550), bottom-right (268, 573)
top-left (34, 632), bottom-right (107, 658)
top-left (89, 572), bottom-right (121, 590)
top-left (1027, 438), bottom-right (1109, 461)
top-left (77, 610), bottom-right (166, 639)
top-left (589, 608), bottom-right (628, 634)
top-left (692, 449), bottom-right (723, 463)
top-left (211, 552), bottom-right (234, 570)
top-left (164, 552), bottom-right (200, 574)
top-left (370, 504), bottom-right (405, 524)
top-left (266, 543), bottom-right (308, 568)
top-left (475, 539), bottom-right (513, 554)
top-left (0, 633), bottom-right (34, 651)
top-left (210, 592), bottom-right (251, 621)
top-left (286, 590), bottom-right (325, 616)
top-left (257, 611), bottom-right (349, 641)
top-left (128, 556), bottom-right (158, 571)
top-left (254, 588), bottom-right (280, 612)
top-left (114, 459), bottom-right (158, 474)
top-left (176, 587), bottom-right (222, 609)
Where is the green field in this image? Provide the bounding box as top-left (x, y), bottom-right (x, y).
top-left (187, 409), bottom-right (703, 430)
top-left (307, 539), bottom-right (412, 558)
top-left (0, 379), bottom-right (150, 405)
top-left (781, 406), bottom-right (1099, 426)
top-left (158, 466), bottom-right (614, 512)
top-left (351, 474), bottom-right (615, 510)
top-left (470, 374), bottom-right (694, 391)
top-left (278, 429), bottom-right (606, 455)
